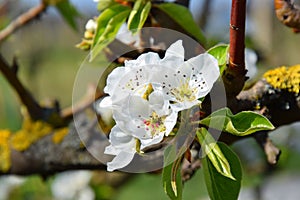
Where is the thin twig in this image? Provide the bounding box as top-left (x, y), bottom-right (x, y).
top-left (61, 84), bottom-right (104, 121)
top-left (0, 2), bottom-right (47, 43)
top-left (0, 55), bottom-right (45, 120)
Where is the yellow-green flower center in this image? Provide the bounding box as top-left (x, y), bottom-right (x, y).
top-left (170, 80), bottom-right (197, 102)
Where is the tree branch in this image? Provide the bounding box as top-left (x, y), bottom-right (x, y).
top-left (223, 0), bottom-right (247, 101)
top-left (0, 55), bottom-right (69, 126)
top-left (0, 55), bottom-right (45, 121)
top-left (0, 75), bottom-right (298, 176)
top-left (0, 2), bottom-right (47, 43)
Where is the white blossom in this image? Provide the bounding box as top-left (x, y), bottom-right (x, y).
top-left (151, 41), bottom-right (220, 111)
top-left (104, 90), bottom-right (177, 171)
top-left (99, 40), bottom-right (220, 171)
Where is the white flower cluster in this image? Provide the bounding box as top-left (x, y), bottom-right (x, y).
top-left (100, 40), bottom-right (220, 171)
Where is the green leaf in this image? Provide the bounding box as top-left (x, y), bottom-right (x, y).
top-left (202, 142), bottom-right (242, 200)
top-left (200, 107), bottom-right (275, 136)
top-left (196, 128), bottom-right (235, 180)
top-left (155, 3), bottom-right (206, 45)
top-left (208, 44), bottom-right (229, 74)
top-left (127, 0), bottom-right (143, 30)
top-left (127, 0), bottom-right (151, 33)
top-left (90, 4), bottom-right (131, 61)
top-left (162, 145), bottom-right (183, 200)
top-left (55, 0), bottom-right (80, 30)
top-left (139, 2), bottom-right (151, 29)
top-left (97, 0), bottom-right (117, 11)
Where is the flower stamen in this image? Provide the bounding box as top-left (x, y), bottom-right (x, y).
top-left (143, 112), bottom-right (167, 137)
top-left (170, 79), bottom-right (198, 102)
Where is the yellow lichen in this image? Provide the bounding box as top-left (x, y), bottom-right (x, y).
top-left (0, 118), bottom-right (70, 172)
top-left (11, 119), bottom-right (53, 151)
top-left (52, 127), bottom-right (69, 144)
top-left (0, 130), bottom-right (11, 172)
top-left (263, 65), bottom-right (300, 94)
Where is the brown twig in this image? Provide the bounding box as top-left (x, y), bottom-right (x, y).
top-left (0, 2), bottom-right (47, 43)
top-left (222, 0), bottom-right (247, 101)
top-left (61, 84), bottom-right (104, 121)
top-left (0, 55), bottom-right (45, 120)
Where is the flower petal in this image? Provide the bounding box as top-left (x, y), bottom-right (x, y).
top-left (104, 67), bottom-right (127, 95)
top-left (108, 126), bottom-right (136, 149)
top-left (148, 89), bottom-right (170, 116)
top-left (98, 96), bottom-right (112, 109)
top-left (185, 53), bottom-right (219, 98)
top-left (126, 52), bottom-right (161, 68)
top-left (160, 40), bottom-right (185, 67)
top-left (163, 40), bottom-right (184, 60)
top-left (106, 151), bottom-right (135, 172)
top-left (164, 110), bottom-right (178, 136)
top-left (104, 125), bottom-right (136, 171)
top-left (140, 132), bottom-right (164, 149)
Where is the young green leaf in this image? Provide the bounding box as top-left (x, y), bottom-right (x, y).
top-left (127, 0), bottom-right (151, 34)
top-left (90, 5), bottom-right (131, 61)
top-left (200, 107), bottom-right (275, 136)
top-left (55, 0), bottom-right (80, 30)
top-left (127, 0), bottom-right (143, 30)
top-left (196, 128), bottom-right (235, 180)
top-left (96, 0), bottom-right (117, 11)
top-left (162, 145), bottom-right (183, 200)
top-left (202, 142), bottom-right (242, 200)
top-left (208, 44), bottom-right (229, 74)
top-left (139, 2), bottom-right (151, 29)
top-left (154, 3), bottom-right (206, 45)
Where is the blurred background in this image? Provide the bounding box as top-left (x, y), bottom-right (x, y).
top-left (0, 0), bottom-right (300, 199)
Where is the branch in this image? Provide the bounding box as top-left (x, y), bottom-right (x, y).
top-left (61, 84), bottom-right (104, 121)
top-left (1, 111), bottom-right (107, 176)
top-left (237, 79), bottom-right (300, 127)
top-left (0, 75), bottom-right (298, 176)
top-left (222, 0), bottom-right (247, 101)
top-left (0, 55), bottom-right (69, 127)
top-left (0, 55), bottom-right (45, 121)
top-left (0, 2), bottom-right (47, 43)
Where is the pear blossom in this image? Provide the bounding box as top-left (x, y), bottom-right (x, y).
top-left (104, 90), bottom-right (177, 171)
top-left (114, 89), bottom-right (178, 146)
top-left (151, 41), bottom-right (220, 111)
top-left (99, 40), bottom-right (220, 171)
